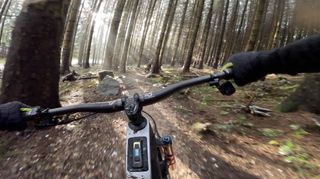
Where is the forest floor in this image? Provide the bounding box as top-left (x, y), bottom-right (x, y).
top-left (0, 66), bottom-right (320, 179)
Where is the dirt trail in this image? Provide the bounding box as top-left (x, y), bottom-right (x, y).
top-left (0, 70), bottom-right (299, 178)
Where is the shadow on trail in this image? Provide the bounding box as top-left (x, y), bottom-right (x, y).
top-left (142, 104), bottom-right (260, 179)
top-left (204, 135), bottom-right (292, 172)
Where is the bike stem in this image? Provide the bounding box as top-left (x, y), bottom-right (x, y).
top-left (123, 93), bottom-right (147, 132)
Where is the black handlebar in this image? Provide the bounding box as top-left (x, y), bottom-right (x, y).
top-left (140, 70), bottom-right (231, 106)
top-left (25, 70), bottom-right (233, 118)
top-left (47, 99), bottom-right (124, 116)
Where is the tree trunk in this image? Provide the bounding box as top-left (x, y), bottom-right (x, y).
top-left (77, 28), bottom-right (87, 66)
top-left (221, 0), bottom-right (240, 64)
top-left (60, 0), bottom-right (82, 75)
top-left (271, 0), bottom-right (285, 48)
top-left (0, 2), bottom-right (3, 12)
top-left (231, 0), bottom-right (249, 54)
top-left (245, 0), bottom-right (266, 51)
top-left (0, 0), bottom-right (65, 108)
top-left (0, 0), bottom-right (10, 24)
top-left (181, 0), bottom-right (205, 73)
top-left (280, 74), bottom-right (320, 114)
top-left (78, 0), bottom-right (99, 66)
top-left (150, 1), bottom-right (163, 52)
top-left (103, 0), bottom-right (126, 70)
top-left (150, 0), bottom-right (175, 74)
top-left (83, 0), bottom-right (103, 69)
top-left (69, 0), bottom-right (85, 66)
top-left (207, 0), bottom-right (224, 66)
top-left (158, 0), bottom-right (178, 67)
top-left (0, 0), bottom-right (12, 44)
top-left (198, 0), bottom-right (214, 69)
top-left (171, 0), bottom-right (189, 67)
top-left (212, 0), bottom-right (229, 68)
top-left (119, 0), bottom-right (139, 73)
top-left (112, 0), bottom-right (133, 71)
top-left (180, 2), bottom-right (197, 67)
top-left (255, 0), bottom-right (269, 50)
top-left (266, 0), bottom-right (284, 49)
top-left (137, 0), bottom-right (157, 67)
top-left (127, 1), bottom-right (142, 62)
top-left (240, 0), bottom-right (256, 51)
top-left (286, 0), bottom-right (301, 44)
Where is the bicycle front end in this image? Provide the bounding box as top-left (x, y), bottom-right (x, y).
top-left (22, 70), bottom-right (234, 179)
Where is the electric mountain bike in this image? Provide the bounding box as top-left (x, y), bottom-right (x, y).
top-left (23, 69), bottom-right (235, 179)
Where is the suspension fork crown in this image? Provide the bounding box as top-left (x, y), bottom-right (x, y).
top-left (123, 93), bottom-right (147, 132)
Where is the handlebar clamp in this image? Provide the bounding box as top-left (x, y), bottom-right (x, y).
top-left (123, 93), bottom-right (147, 131)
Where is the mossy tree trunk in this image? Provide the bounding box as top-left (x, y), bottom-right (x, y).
top-left (0, 0), bottom-right (66, 108)
top-left (280, 74), bottom-right (320, 114)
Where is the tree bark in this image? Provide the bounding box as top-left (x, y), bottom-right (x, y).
top-left (207, 0), bottom-right (224, 66)
top-left (198, 0), bottom-right (215, 69)
top-left (78, 0), bottom-right (99, 66)
top-left (158, 0), bottom-right (178, 67)
top-left (150, 0), bottom-right (175, 74)
top-left (60, 0), bottom-right (82, 75)
top-left (150, 1), bottom-right (163, 53)
top-left (222, 0), bottom-right (239, 64)
top-left (0, 0), bottom-right (65, 108)
top-left (70, 0), bottom-right (85, 66)
top-left (181, 0), bottom-right (205, 73)
top-left (0, 0), bottom-right (12, 44)
top-left (119, 0), bottom-right (139, 73)
top-left (266, 2), bottom-right (279, 49)
top-left (212, 0), bottom-right (229, 68)
top-left (280, 74), bottom-right (320, 114)
top-left (103, 0), bottom-right (126, 70)
top-left (232, 0), bottom-right (249, 54)
top-left (137, 0), bottom-right (157, 67)
top-left (240, 0), bottom-right (256, 51)
top-left (112, 0), bottom-right (132, 71)
top-left (271, 0), bottom-right (285, 49)
top-left (0, 0), bottom-right (10, 24)
top-left (171, 0), bottom-right (189, 67)
top-left (245, 0), bottom-right (266, 51)
top-left (255, 0), bottom-right (269, 50)
top-left (83, 0), bottom-right (103, 68)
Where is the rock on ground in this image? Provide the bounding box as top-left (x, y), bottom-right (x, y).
top-left (96, 76), bottom-right (120, 96)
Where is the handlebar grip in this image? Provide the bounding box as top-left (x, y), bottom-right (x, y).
top-left (21, 106), bottom-right (43, 120)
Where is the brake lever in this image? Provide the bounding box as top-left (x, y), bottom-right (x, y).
top-left (22, 107), bottom-right (60, 129)
top-left (209, 78), bottom-right (236, 96)
top-left (22, 106), bottom-right (42, 119)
